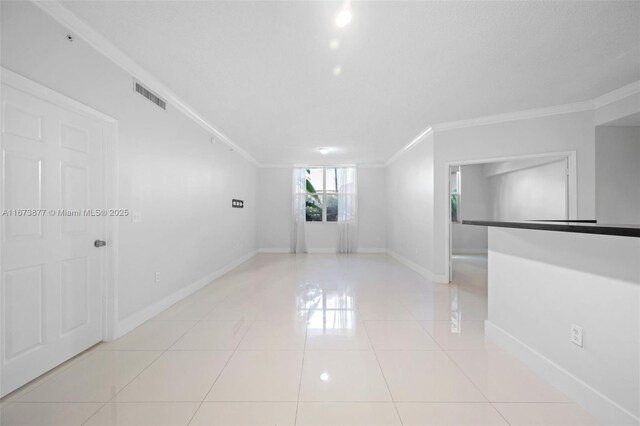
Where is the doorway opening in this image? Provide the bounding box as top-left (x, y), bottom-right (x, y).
top-left (446, 151), bottom-right (577, 282)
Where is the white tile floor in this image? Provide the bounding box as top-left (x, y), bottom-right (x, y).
top-left (0, 254), bottom-right (598, 425)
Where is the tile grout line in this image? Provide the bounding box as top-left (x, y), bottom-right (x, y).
top-left (414, 276), bottom-right (512, 424)
top-left (186, 316), bottom-right (256, 426)
top-left (81, 319), bottom-right (201, 425)
top-left (360, 317), bottom-right (405, 426)
top-left (412, 294), bottom-right (510, 424)
top-left (440, 346), bottom-right (512, 425)
top-left (293, 308), bottom-right (310, 426)
top-left (79, 277), bottom-right (242, 424)
top-left (3, 346), bottom-right (95, 405)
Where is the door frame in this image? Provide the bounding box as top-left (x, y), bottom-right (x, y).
top-left (445, 150), bottom-right (577, 282)
top-left (0, 68), bottom-right (120, 367)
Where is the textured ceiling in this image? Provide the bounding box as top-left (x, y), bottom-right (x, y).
top-left (61, 1), bottom-right (640, 164)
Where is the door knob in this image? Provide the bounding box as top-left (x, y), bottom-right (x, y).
top-left (94, 240), bottom-right (106, 248)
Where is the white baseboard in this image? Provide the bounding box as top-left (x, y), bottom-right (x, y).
top-left (386, 250), bottom-right (449, 283)
top-left (357, 248), bottom-right (387, 254)
top-left (257, 248), bottom-right (290, 253)
top-left (257, 247), bottom-right (388, 254)
top-left (112, 250), bottom-right (258, 339)
top-left (452, 249), bottom-right (488, 255)
top-left (485, 321), bottom-right (639, 426)
top-left (306, 248), bottom-right (337, 254)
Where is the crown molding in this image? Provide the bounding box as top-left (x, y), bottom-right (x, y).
top-left (592, 80), bottom-right (640, 108)
top-left (257, 164), bottom-right (293, 169)
top-left (384, 126), bottom-right (433, 166)
top-left (357, 163), bottom-right (387, 168)
top-left (431, 100), bottom-right (594, 133)
top-left (257, 162), bottom-right (385, 169)
top-left (388, 80), bottom-right (640, 166)
top-left (34, 0), bottom-right (259, 166)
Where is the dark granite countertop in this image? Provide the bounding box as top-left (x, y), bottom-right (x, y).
top-left (462, 220), bottom-right (640, 238)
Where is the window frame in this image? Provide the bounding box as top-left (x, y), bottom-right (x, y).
top-left (450, 168), bottom-right (461, 223)
top-left (300, 166), bottom-right (348, 223)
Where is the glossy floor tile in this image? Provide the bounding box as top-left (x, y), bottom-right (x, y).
top-left (299, 351), bottom-right (391, 401)
top-left (493, 402), bottom-right (599, 425)
top-left (0, 402), bottom-right (102, 425)
top-left (306, 316), bottom-right (373, 351)
top-left (190, 402), bottom-right (297, 425)
top-left (202, 301), bottom-right (260, 321)
top-left (205, 350), bottom-right (303, 401)
top-left (237, 319), bottom-right (307, 350)
top-left (84, 402), bottom-right (200, 425)
top-left (357, 298), bottom-right (415, 320)
top-left (364, 321), bottom-right (440, 350)
top-left (1, 254), bottom-right (598, 425)
top-left (376, 350), bottom-right (486, 402)
top-left (114, 351), bottom-right (232, 402)
top-left (296, 402), bottom-right (401, 425)
top-left (170, 320), bottom-right (251, 351)
top-left (0, 349), bottom-right (92, 403)
top-left (447, 350), bottom-right (570, 402)
top-left (96, 320), bottom-right (196, 351)
top-left (395, 402), bottom-right (508, 425)
top-left (420, 320), bottom-right (499, 351)
top-left (18, 351), bottom-right (161, 402)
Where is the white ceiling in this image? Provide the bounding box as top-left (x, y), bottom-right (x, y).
top-left (61, 1), bottom-right (640, 165)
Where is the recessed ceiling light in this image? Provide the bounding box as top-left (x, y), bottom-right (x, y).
top-left (335, 9), bottom-right (352, 28)
top-left (329, 39), bottom-right (340, 50)
top-left (332, 66), bottom-right (342, 76)
top-left (320, 372), bottom-right (330, 381)
top-left (317, 147), bottom-right (330, 155)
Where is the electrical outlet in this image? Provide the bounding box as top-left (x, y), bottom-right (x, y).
top-left (155, 272), bottom-right (161, 283)
top-left (132, 211), bottom-right (142, 223)
top-left (570, 324), bottom-right (583, 347)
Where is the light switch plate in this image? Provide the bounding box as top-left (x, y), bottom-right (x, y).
top-left (132, 211), bottom-right (142, 223)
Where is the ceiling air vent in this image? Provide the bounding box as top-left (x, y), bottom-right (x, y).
top-left (133, 80), bottom-right (166, 110)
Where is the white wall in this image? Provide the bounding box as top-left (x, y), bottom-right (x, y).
top-left (488, 159), bottom-right (567, 221)
top-left (487, 227), bottom-right (640, 425)
top-left (257, 168), bottom-right (292, 250)
top-left (595, 126), bottom-right (640, 224)
top-left (385, 132), bottom-right (438, 278)
top-left (452, 164), bottom-right (489, 254)
top-left (256, 167), bottom-right (386, 252)
top-left (433, 111), bottom-right (596, 278)
top-left (452, 158), bottom-right (569, 253)
top-left (386, 112), bottom-right (596, 280)
top-left (357, 167), bottom-right (387, 250)
top-left (1, 2), bottom-right (258, 330)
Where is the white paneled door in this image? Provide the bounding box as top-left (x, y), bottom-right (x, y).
top-left (1, 81), bottom-right (106, 396)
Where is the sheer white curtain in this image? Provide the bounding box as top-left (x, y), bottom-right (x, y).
top-left (291, 168), bottom-right (307, 253)
top-left (337, 167), bottom-right (358, 253)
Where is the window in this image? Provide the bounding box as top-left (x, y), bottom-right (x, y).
top-left (303, 167), bottom-right (339, 222)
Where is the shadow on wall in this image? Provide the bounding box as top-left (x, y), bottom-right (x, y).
top-left (451, 156), bottom-right (569, 254)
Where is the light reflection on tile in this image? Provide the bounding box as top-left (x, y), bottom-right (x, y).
top-left (420, 320), bottom-right (499, 350)
top-left (3, 255), bottom-right (590, 425)
top-left (300, 351), bottom-right (391, 401)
